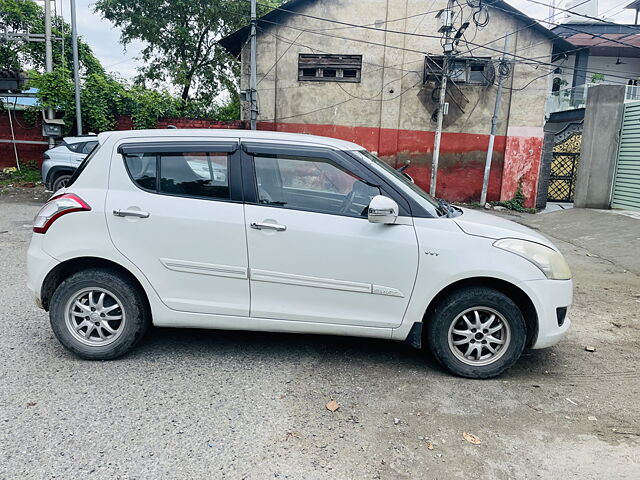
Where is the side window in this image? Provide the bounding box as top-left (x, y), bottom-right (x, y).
top-left (159, 152), bottom-right (229, 199)
top-left (82, 141), bottom-right (98, 154)
top-left (254, 154), bottom-right (379, 217)
top-left (124, 152), bottom-right (157, 191)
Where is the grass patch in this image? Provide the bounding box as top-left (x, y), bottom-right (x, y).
top-left (0, 162), bottom-right (42, 187)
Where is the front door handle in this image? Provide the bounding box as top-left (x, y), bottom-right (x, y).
top-left (113, 209), bottom-right (150, 218)
top-left (250, 221), bottom-right (286, 232)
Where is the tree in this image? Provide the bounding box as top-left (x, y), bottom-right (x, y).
top-left (0, 0), bottom-right (103, 75)
top-left (94, 0), bottom-right (282, 112)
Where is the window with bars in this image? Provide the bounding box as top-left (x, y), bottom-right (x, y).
top-left (298, 54), bottom-right (362, 83)
top-left (424, 56), bottom-right (493, 85)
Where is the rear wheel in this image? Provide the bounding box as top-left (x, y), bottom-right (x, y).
top-left (51, 173), bottom-right (72, 192)
top-left (49, 269), bottom-right (150, 360)
top-left (425, 287), bottom-right (527, 379)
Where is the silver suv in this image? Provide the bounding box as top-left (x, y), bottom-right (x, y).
top-left (41, 136), bottom-right (98, 191)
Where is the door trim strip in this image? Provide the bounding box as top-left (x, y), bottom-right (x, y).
top-left (250, 269), bottom-right (403, 297)
top-left (160, 258), bottom-right (248, 279)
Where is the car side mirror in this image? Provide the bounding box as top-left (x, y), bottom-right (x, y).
top-left (368, 195), bottom-right (399, 224)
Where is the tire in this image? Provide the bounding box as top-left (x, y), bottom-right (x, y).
top-left (425, 287), bottom-right (527, 379)
top-left (51, 173), bottom-right (72, 192)
top-left (49, 268), bottom-right (150, 360)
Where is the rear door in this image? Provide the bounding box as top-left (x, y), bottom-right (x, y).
top-left (105, 139), bottom-right (250, 316)
top-left (241, 143), bottom-right (419, 328)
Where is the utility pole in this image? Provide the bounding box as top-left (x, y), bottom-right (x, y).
top-left (430, 1), bottom-right (454, 197)
top-left (249, 0), bottom-right (258, 130)
top-left (480, 37), bottom-right (509, 206)
top-left (70, 0), bottom-right (83, 135)
top-left (44, 0), bottom-right (54, 147)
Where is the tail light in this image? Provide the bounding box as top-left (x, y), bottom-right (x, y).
top-left (33, 193), bottom-right (91, 234)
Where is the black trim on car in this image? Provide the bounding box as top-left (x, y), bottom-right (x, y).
top-left (118, 141), bottom-right (239, 155)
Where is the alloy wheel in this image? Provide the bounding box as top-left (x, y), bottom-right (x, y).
top-left (447, 306), bottom-right (511, 366)
top-left (64, 287), bottom-right (126, 346)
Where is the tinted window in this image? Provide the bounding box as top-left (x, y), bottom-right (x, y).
top-left (82, 141), bottom-right (98, 154)
top-left (124, 153), bottom-right (157, 191)
top-left (254, 155), bottom-right (379, 217)
top-left (160, 152), bottom-right (229, 199)
top-left (66, 142), bottom-right (102, 188)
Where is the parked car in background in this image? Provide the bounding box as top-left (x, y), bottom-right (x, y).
top-left (27, 129), bottom-right (573, 379)
top-left (41, 135), bottom-right (98, 191)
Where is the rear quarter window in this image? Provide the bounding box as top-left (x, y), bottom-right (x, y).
top-left (65, 142), bottom-right (101, 187)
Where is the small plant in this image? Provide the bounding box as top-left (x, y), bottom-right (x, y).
top-left (590, 73), bottom-right (605, 84)
top-left (492, 182), bottom-right (537, 213)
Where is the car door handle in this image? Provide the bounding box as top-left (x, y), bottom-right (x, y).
top-left (113, 209), bottom-right (150, 218)
top-left (250, 222), bottom-right (286, 231)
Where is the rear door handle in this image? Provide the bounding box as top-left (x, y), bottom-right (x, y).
top-left (250, 222), bottom-right (286, 231)
top-left (113, 209), bottom-right (150, 218)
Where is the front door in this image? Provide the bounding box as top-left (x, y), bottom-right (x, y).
top-left (105, 139), bottom-right (250, 316)
top-left (242, 144), bottom-right (419, 328)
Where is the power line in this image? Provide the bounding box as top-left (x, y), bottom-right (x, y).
top-left (521, 0), bottom-right (640, 32)
top-left (254, 15), bottom-right (640, 83)
top-left (250, 2), bottom-right (640, 66)
top-left (465, 0), bottom-right (590, 56)
top-left (488, 3), bottom-right (640, 53)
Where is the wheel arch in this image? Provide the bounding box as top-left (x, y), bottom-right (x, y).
top-left (421, 277), bottom-right (538, 347)
top-left (46, 166), bottom-right (75, 189)
top-left (41, 256), bottom-right (151, 317)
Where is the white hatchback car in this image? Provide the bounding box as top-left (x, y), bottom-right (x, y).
top-left (27, 129), bottom-right (572, 378)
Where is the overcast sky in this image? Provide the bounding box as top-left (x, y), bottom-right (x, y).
top-left (60, 0), bottom-right (637, 83)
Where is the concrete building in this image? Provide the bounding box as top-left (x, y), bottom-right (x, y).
top-left (221, 0), bottom-right (574, 206)
top-left (547, 21), bottom-right (640, 116)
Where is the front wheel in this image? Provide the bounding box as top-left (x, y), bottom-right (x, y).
top-left (49, 268), bottom-right (150, 360)
top-left (425, 287), bottom-right (527, 379)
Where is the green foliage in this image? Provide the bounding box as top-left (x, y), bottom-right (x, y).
top-left (493, 182), bottom-right (537, 213)
top-left (122, 87), bottom-right (181, 129)
top-left (29, 68), bottom-right (186, 133)
top-left (0, 0), bottom-right (104, 76)
top-left (5, 0), bottom-right (249, 132)
top-left (22, 106), bottom-right (39, 127)
top-left (94, 0), bottom-right (284, 114)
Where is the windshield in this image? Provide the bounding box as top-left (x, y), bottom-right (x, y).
top-left (355, 150), bottom-right (448, 217)
top-left (66, 142), bottom-right (100, 188)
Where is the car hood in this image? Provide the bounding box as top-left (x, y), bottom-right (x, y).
top-left (453, 207), bottom-right (556, 249)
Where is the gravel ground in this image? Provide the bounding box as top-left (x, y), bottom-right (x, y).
top-left (1, 188), bottom-right (639, 479)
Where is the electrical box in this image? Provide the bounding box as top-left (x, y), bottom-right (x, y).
top-left (42, 118), bottom-right (65, 138)
top-left (436, 9), bottom-right (454, 33)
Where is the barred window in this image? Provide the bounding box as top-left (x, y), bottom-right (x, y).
top-left (298, 54), bottom-right (362, 83)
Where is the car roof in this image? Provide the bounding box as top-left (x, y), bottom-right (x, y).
top-left (63, 135), bottom-right (98, 144)
top-left (97, 129), bottom-right (365, 151)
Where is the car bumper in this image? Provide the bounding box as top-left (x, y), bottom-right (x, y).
top-left (520, 278), bottom-right (573, 349)
top-left (26, 234), bottom-right (60, 309)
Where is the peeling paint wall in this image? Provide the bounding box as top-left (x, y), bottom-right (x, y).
top-left (241, 0), bottom-right (554, 205)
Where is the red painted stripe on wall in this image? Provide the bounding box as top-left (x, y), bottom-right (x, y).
top-left (258, 121), bottom-right (513, 204)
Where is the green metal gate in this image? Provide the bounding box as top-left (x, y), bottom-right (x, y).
top-left (613, 101), bottom-right (640, 211)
